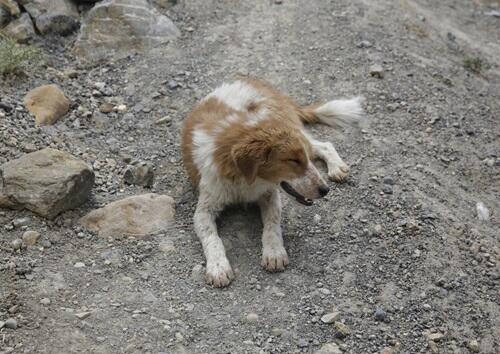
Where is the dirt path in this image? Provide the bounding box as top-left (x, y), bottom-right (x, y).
top-left (1, 1), bottom-right (499, 353)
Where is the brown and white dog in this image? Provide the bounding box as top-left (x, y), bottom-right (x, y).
top-left (182, 78), bottom-right (363, 287)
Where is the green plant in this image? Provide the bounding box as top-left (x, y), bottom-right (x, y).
top-left (463, 57), bottom-right (483, 74)
top-left (0, 32), bottom-right (42, 76)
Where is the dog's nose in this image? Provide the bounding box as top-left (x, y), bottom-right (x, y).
top-left (318, 185), bottom-right (330, 197)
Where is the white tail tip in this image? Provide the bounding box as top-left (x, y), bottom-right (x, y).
top-left (314, 96), bottom-right (365, 129)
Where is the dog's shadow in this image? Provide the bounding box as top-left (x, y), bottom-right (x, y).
top-left (216, 204), bottom-right (263, 265)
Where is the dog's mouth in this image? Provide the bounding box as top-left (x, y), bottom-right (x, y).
top-left (280, 181), bottom-right (313, 206)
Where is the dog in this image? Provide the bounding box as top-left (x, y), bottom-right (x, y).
top-left (181, 77), bottom-right (363, 287)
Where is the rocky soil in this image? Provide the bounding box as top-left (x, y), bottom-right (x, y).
top-left (1, 0), bottom-right (499, 353)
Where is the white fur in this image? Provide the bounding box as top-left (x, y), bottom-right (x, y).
top-left (206, 80), bottom-right (264, 111)
top-left (306, 133), bottom-right (350, 182)
top-left (314, 96), bottom-right (365, 128)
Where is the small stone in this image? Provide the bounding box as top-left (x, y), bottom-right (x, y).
top-left (297, 338), bottom-right (309, 348)
top-left (155, 116), bottom-right (171, 124)
top-left (374, 307), bottom-right (386, 321)
top-left (313, 214), bottom-right (322, 224)
top-left (4, 318), bottom-right (17, 329)
top-left (158, 240), bottom-right (176, 252)
top-left (476, 202), bottom-right (490, 221)
top-left (318, 287), bottom-right (330, 295)
top-left (0, 321), bottom-right (4, 329)
top-left (321, 312), bottom-right (341, 324)
top-left (167, 80), bottom-right (179, 89)
top-left (245, 313), bottom-right (259, 323)
top-left (11, 239), bottom-right (22, 250)
top-left (356, 40), bottom-right (373, 48)
top-left (74, 262), bottom-right (85, 268)
top-left (99, 102), bottom-right (114, 113)
top-left (271, 328), bottom-right (283, 337)
top-left (40, 298), bottom-right (51, 305)
top-left (75, 311), bottom-right (91, 319)
top-left (12, 217), bottom-right (30, 228)
top-left (24, 84), bottom-right (70, 125)
top-left (123, 162), bottom-right (154, 187)
top-left (22, 230), bottom-right (40, 246)
top-left (315, 342), bottom-right (342, 354)
top-left (334, 321), bottom-right (350, 338)
top-left (427, 332), bottom-right (445, 342)
top-left (274, 0), bottom-right (283, 4)
top-left (369, 64), bottom-right (384, 78)
top-left (423, 303), bottom-right (431, 310)
top-left (382, 185), bottom-right (393, 194)
top-left (467, 339), bottom-right (480, 353)
top-left (383, 176), bottom-right (394, 185)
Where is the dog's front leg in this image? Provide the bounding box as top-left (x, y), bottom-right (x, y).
top-left (258, 189), bottom-right (289, 272)
top-left (194, 192), bottom-right (234, 287)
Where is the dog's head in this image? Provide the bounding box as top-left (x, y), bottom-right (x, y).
top-left (231, 126), bottom-right (329, 205)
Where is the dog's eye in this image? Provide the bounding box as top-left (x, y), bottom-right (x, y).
top-left (288, 159), bottom-right (301, 165)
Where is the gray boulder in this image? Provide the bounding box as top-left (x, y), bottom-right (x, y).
top-left (0, 148), bottom-right (94, 219)
top-left (3, 13), bottom-right (35, 43)
top-left (73, 0), bottom-right (180, 62)
top-left (21, 0), bottom-right (80, 35)
top-left (0, 6), bottom-right (11, 28)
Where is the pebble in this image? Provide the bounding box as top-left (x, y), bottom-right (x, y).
top-left (155, 116), bottom-right (171, 125)
top-left (369, 64), bottom-right (384, 78)
top-left (374, 307), bottom-right (386, 321)
top-left (74, 262), bottom-right (85, 268)
top-left (334, 321), bottom-right (350, 338)
top-left (12, 217), bottom-right (30, 228)
top-left (75, 311), bottom-right (91, 319)
top-left (0, 321), bottom-right (4, 329)
top-left (315, 342), bottom-right (342, 354)
top-left (22, 230), bottom-right (40, 246)
top-left (426, 332), bottom-right (445, 342)
top-left (99, 102), bottom-right (114, 113)
top-left (4, 318), bottom-right (17, 329)
top-left (318, 287), bottom-right (330, 295)
top-left (383, 176), bottom-right (395, 185)
top-left (116, 104), bottom-right (127, 113)
top-left (382, 185), bottom-right (393, 194)
top-left (271, 328), bottom-right (283, 337)
top-left (167, 80), bottom-right (179, 89)
top-left (40, 298), bottom-right (51, 305)
top-left (158, 240), bottom-right (176, 253)
top-left (297, 338), bottom-right (309, 348)
top-left (356, 40), bottom-right (373, 48)
top-left (11, 238), bottom-right (22, 250)
top-left (245, 313), bottom-right (259, 323)
top-left (321, 312), bottom-right (341, 324)
top-left (476, 202), bottom-right (490, 221)
top-left (467, 339), bottom-right (480, 353)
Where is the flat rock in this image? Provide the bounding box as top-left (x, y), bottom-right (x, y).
top-left (3, 13), bottom-right (35, 43)
top-left (321, 312), bottom-right (341, 324)
top-left (73, 0), bottom-right (180, 62)
top-left (79, 193), bottom-right (175, 238)
top-left (23, 84), bottom-right (70, 125)
top-left (0, 148), bottom-right (94, 219)
top-left (23, 0), bottom-right (79, 35)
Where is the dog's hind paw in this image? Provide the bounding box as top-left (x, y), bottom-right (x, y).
top-left (261, 247), bottom-right (289, 272)
top-left (205, 259), bottom-right (234, 287)
top-left (328, 162), bottom-right (349, 182)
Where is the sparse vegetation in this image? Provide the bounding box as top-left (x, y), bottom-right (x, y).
top-left (463, 56), bottom-right (484, 74)
top-left (0, 32), bottom-right (42, 76)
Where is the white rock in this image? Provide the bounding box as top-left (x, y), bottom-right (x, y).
top-left (476, 202), bottom-right (490, 221)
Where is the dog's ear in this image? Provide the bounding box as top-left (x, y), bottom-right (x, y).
top-left (232, 143), bottom-right (272, 185)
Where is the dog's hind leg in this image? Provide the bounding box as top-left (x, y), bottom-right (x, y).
top-left (258, 189), bottom-right (289, 272)
top-left (194, 191), bottom-right (234, 287)
top-left (306, 134), bottom-right (349, 182)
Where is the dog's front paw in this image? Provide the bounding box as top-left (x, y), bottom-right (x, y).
top-left (205, 258), bottom-right (234, 287)
top-left (328, 161), bottom-right (349, 182)
top-left (261, 247), bottom-right (289, 272)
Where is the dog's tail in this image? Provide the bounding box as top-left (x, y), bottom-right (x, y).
top-left (299, 96), bottom-right (365, 129)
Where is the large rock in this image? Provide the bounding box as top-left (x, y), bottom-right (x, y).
top-left (21, 0), bottom-right (79, 35)
top-left (80, 194), bottom-right (175, 237)
top-left (23, 84), bottom-right (70, 125)
top-left (0, 0), bottom-right (20, 16)
top-left (0, 148), bottom-right (94, 219)
top-left (73, 0), bottom-right (180, 62)
top-left (3, 13), bottom-right (35, 43)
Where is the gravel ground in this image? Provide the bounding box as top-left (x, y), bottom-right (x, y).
top-left (1, 0), bottom-right (499, 353)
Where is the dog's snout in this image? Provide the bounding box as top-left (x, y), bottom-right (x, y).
top-left (318, 185), bottom-right (330, 197)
